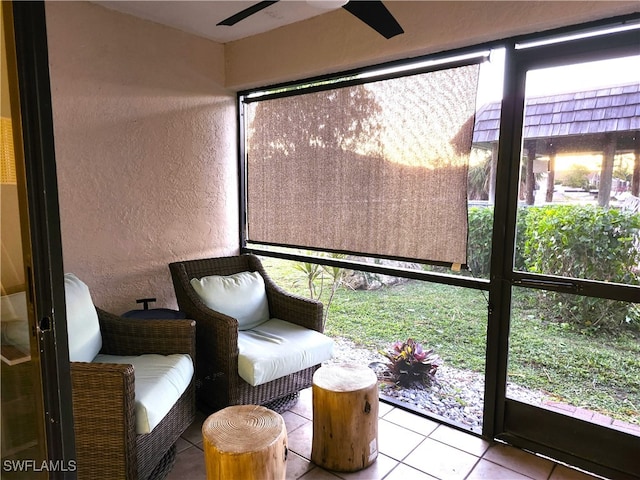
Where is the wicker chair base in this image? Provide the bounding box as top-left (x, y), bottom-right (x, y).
top-left (262, 392), bottom-right (299, 413)
top-left (148, 444), bottom-right (177, 480)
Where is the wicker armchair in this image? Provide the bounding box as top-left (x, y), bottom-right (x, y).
top-left (169, 254), bottom-right (324, 411)
top-left (70, 308), bottom-right (195, 480)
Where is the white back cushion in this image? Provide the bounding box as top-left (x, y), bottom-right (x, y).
top-left (65, 273), bottom-right (102, 362)
top-left (190, 271), bottom-right (269, 330)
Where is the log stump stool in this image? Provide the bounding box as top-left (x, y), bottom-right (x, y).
top-left (311, 364), bottom-right (379, 472)
top-left (202, 405), bottom-right (288, 480)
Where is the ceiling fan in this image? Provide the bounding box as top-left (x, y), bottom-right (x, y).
top-left (217, 1), bottom-right (404, 39)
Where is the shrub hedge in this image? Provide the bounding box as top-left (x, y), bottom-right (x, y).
top-left (467, 204), bottom-right (640, 333)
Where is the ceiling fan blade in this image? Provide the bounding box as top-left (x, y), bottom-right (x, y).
top-left (217, 1), bottom-right (280, 26)
top-left (342, 1), bottom-right (404, 39)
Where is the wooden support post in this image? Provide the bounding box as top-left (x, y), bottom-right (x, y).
top-left (632, 136), bottom-right (639, 197)
top-left (598, 133), bottom-right (616, 207)
top-left (312, 364), bottom-right (378, 472)
top-left (202, 405), bottom-right (287, 480)
top-left (488, 143), bottom-right (498, 205)
top-left (525, 141), bottom-right (536, 205)
top-left (546, 147), bottom-right (556, 203)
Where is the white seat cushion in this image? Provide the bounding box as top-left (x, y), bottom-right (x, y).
top-left (190, 271), bottom-right (270, 330)
top-left (93, 353), bottom-right (194, 434)
top-left (65, 273), bottom-right (102, 362)
top-left (237, 318), bottom-right (334, 386)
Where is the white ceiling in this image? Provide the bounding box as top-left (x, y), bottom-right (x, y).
top-left (93, 1), bottom-right (346, 43)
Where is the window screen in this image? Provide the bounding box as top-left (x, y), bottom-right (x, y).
top-left (243, 61), bottom-right (481, 265)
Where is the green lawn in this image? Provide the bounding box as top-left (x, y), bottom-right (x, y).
top-left (261, 256), bottom-right (640, 424)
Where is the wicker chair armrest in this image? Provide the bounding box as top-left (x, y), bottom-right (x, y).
top-left (97, 308), bottom-right (195, 357)
top-left (169, 262), bottom-right (240, 346)
top-left (182, 301), bottom-right (240, 366)
top-left (70, 362), bottom-right (137, 479)
top-left (249, 254), bottom-right (324, 331)
top-left (265, 285), bottom-right (324, 332)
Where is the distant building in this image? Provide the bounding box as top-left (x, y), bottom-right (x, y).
top-left (473, 82), bottom-right (640, 205)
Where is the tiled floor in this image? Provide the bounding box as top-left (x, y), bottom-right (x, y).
top-left (167, 388), bottom-right (601, 480)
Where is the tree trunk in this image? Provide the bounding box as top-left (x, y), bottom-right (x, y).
top-left (203, 405), bottom-right (287, 480)
top-left (312, 364), bottom-right (378, 472)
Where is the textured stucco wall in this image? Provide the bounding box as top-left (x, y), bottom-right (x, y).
top-left (46, 2), bottom-right (238, 312)
top-left (225, 1), bottom-right (640, 90)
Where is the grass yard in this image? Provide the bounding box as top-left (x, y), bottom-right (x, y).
top-left (261, 256), bottom-right (640, 425)
top-left (510, 291), bottom-right (640, 423)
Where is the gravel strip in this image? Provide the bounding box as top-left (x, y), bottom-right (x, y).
top-left (324, 338), bottom-right (548, 429)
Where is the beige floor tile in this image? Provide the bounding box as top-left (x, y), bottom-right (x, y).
top-left (165, 444), bottom-right (207, 480)
top-left (549, 464), bottom-right (602, 480)
top-left (466, 459), bottom-right (533, 479)
top-left (287, 451), bottom-right (315, 480)
top-left (378, 401), bottom-right (394, 417)
top-left (336, 453), bottom-right (398, 480)
top-left (171, 398), bottom-right (608, 480)
top-left (380, 462), bottom-right (439, 480)
top-left (403, 437), bottom-right (479, 480)
top-left (429, 424), bottom-right (491, 456)
top-left (283, 410), bottom-right (311, 434)
top-left (288, 419), bottom-right (314, 460)
top-left (174, 436), bottom-right (194, 453)
top-left (167, 400), bottom-right (598, 480)
top-left (298, 466), bottom-right (342, 479)
top-left (483, 444), bottom-right (554, 480)
top-left (290, 388), bottom-right (314, 420)
top-left (382, 407), bottom-right (440, 436)
top-left (181, 410), bottom-right (207, 446)
top-left (377, 418), bottom-right (425, 461)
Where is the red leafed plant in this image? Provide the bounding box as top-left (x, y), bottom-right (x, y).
top-left (381, 338), bottom-right (442, 387)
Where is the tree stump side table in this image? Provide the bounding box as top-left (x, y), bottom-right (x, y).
top-left (202, 405), bottom-right (288, 480)
top-left (311, 364), bottom-right (379, 472)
